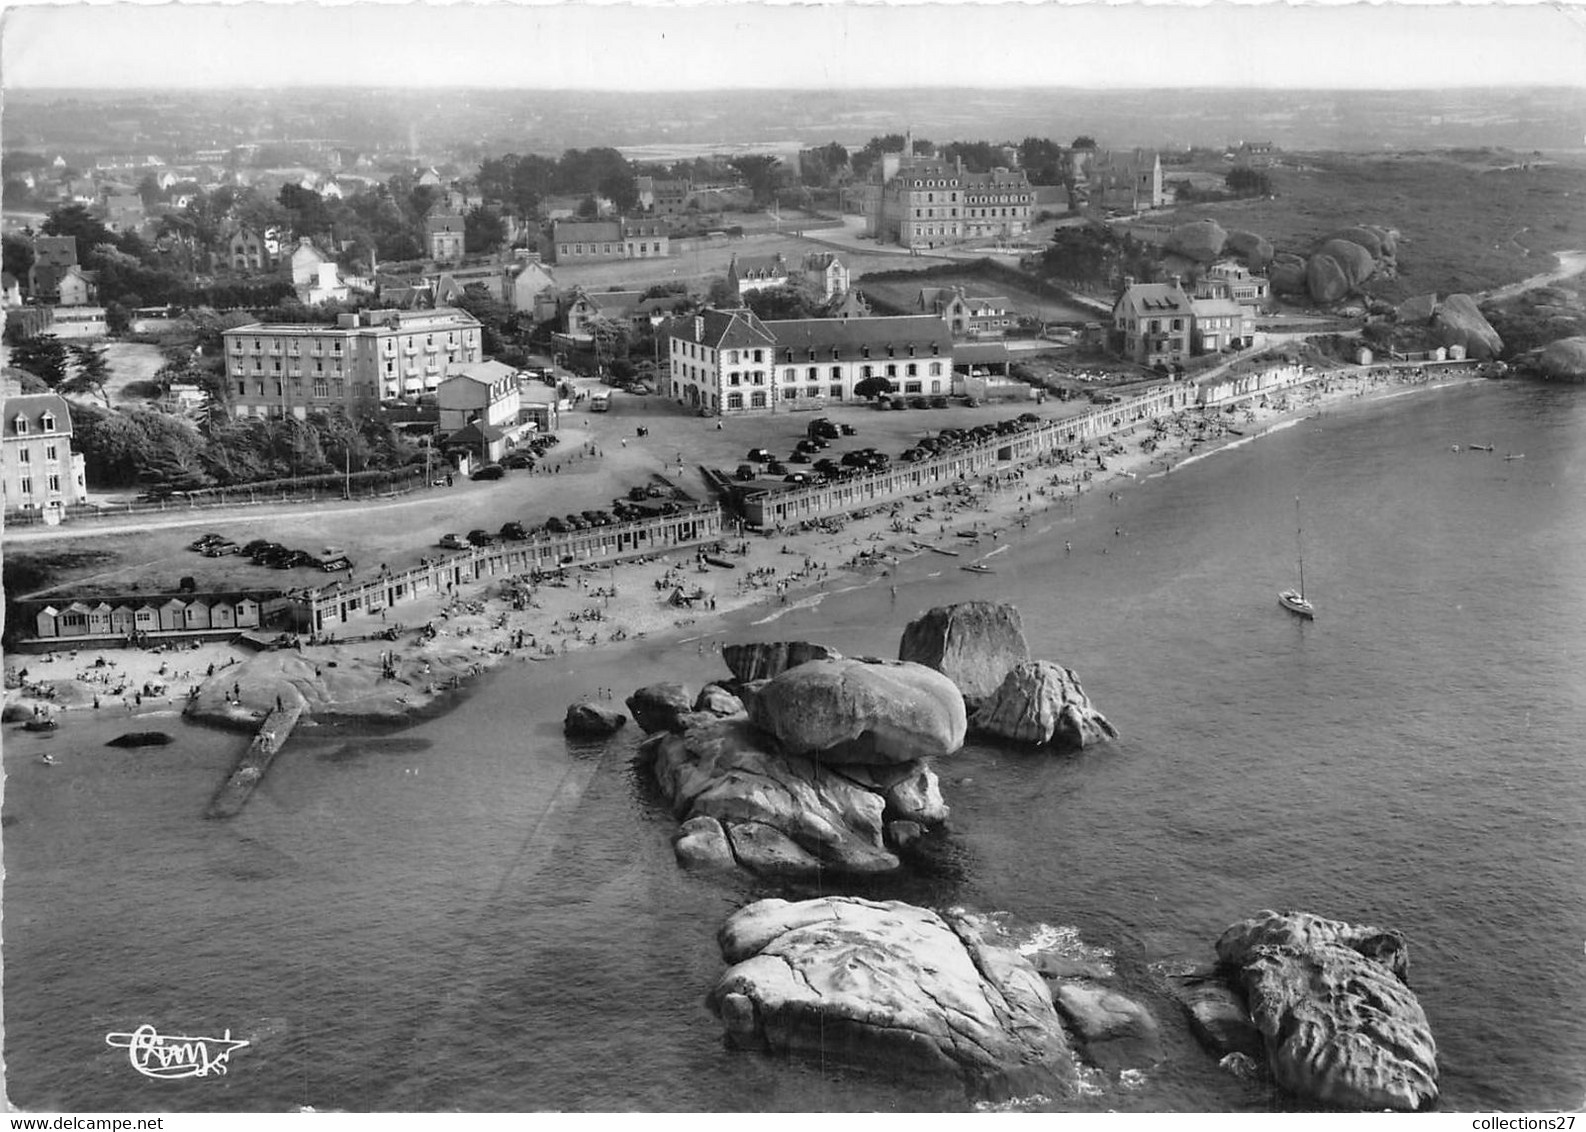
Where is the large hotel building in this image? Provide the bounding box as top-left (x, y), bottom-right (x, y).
top-left (867, 139), bottom-right (1035, 251)
top-left (221, 308), bottom-right (483, 418)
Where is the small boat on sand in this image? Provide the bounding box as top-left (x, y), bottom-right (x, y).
top-left (961, 563), bottom-right (995, 575)
top-left (703, 555), bottom-right (737, 569)
top-left (1468, 444), bottom-right (1494, 452)
top-left (39, 754), bottom-right (57, 766)
top-left (1504, 453), bottom-right (1525, 461)
top-left (23, 717), bottom-right (58, 732)
top-left (915, 542), bottom-right (960, 557)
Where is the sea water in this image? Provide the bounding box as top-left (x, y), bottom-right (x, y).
top-left (5, 380), bottom-right (1584, 1113)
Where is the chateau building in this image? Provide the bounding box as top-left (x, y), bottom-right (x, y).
top-left (221, 307), bottom-right (483, 417)
top-left (867, 136), bottom-right (1034, 250)
top-left (426, 211), bottom-right (465, 263)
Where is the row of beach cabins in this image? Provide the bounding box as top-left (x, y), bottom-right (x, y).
top-left (30, 593), bottom-right (269, 642)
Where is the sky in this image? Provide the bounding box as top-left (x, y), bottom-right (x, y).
top-left (2, 1), bottom-right (1585, 92)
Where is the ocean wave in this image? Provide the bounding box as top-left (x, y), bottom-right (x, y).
top-left (748, 591), bottom-right (829, 625)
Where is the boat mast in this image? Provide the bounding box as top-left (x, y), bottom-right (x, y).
top-left (1295, 496), bottom-right (1306, 600)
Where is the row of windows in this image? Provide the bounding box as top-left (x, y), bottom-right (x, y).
top-left (10, 413), bottom-right (57, 435)
top-left (14, 474), bottom-right (63, 494)
top-left (236, 379), bottom-right (374, 400)
top-left (13, 445), bottom-right (59, 462)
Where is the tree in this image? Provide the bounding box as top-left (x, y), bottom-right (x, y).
top-left (41, 204), bottom-right (113, 254)
top-left (743, 282), bottom-right (823, 322)
top-left (1226, 167), bottom-right (1273, 197)
top-left (9, 335), bottom-right (70, 388)
top-left (576, 194), bottom-right (599, 220)
top-left (1071, 136), bottom-right (1098, 150)
top-left (3, 232), bottom-right (35, 285)
top-left (728, 155), bottom-right (783, 207)
top-left (855, 375), bottom-right (893, 400)
top-left (463, 205), bottom-right (507, 254)
top-left (64, 343), bottom-right (112, 407)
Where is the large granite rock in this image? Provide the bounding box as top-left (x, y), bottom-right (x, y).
top-left (1236, 942), bottom-right (1438, 1111)
top-left (1270, 254), bottom-right (1309, 296)
top-left (971, 661), bottom-right (1117, 749)
top-left (710, 897), bottom-right (1077, 1102)
top-left (693, 684), bottom-right (745, 717)
top-left (1306, 252), bottom-right (1353, 304)
top-left (1166, 219), bottom-right (1228, 263)
top-left (673, 815), bottom-right (735, 870)
top-left (1396, 292), bottom-right (1439, 324)
top-left (1539, 336), bottom-right (1586, 380)
top-left (625, 682), bottom-right (695, 734)
top-left (1216, 909), bottom-right (1411, 984)
top-left (1225, 229), bottom-right (1274, 270)
top-left (1431, 293), bottom-right (1504, 360)
top-left (898, 601), bottom-right (1031, 709)
top-left (1316, 239), bottom-right (1377, 289)
top-left (563, 701), bottom-right (627, 737)
top-left (748, 658), bottom-right (967, 765)
top-left (721, 641), bottom-right (842, 683)
top-left (1052, 983), bottom-right (1164, 1072)
top-left (642, 716), bottom-right (934, 878)
top-left (1216, 910), bottom-right (1436, 1111)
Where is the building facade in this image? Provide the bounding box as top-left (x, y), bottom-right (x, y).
top-left (1197, 261), bottom-right (1271, 307)
top-left (222, 307), bottom-right (484, 417)
top-left (436, 360), bottom-right (521, 434)
top-left (550, 219), bottom-right (670, 264)
top-left (427, 212), bottom-right (465, 263)
top-left (868, 144), bottom-right (1034, 250)
top-left (1112, 280), bottom-right (1195, 366)
top-left (28, 235), bottom-right (78, 299)
top-left (3, 393), bottom-right (88, 514)
top-left (665, 308), bottom-right (954, 415)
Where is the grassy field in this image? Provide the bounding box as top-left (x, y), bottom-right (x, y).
top-left (1155, 150), bottom-right (1586, 301)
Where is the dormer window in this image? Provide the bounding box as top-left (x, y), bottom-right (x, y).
top-left (12, 415), bottom-right (27, 435)
top-left (40, 413), bottom-right (55, 431)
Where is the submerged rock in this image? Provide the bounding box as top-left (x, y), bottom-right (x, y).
top-left (898, 601), bottom-right (1031, 709)
top-left (709, 896), bottom-right (1077, 1102)
top-left (1168, 973), bottom-right (1264, 1060)
top-left (748, 657), bottom-right (967, 765)
top-left (105, 731), bottom-right (175, 748)
top-left (721, 641), bottom-right (842, 683)
top-left (563, 702), bottom-right (626, 737)
top-left (971, 661), bottom-right (1117, 749)
top-left (625, 682), bottom-right (695, 734)
top-left (1052, 983), bottom-right (1164, 1073)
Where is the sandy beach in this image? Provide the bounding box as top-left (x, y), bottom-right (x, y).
top-left (3, 363), bottom-right (1485, 734)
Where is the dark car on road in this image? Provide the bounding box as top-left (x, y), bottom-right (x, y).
top-left (438, 533), bottom-right (469, 550)
top-left (241, 539), bottom-right (272, 557)
top-left (202, 540), bottom-right (241, 557)
top-left (189, 533), bottom-right (226, 552)
top-left (471, 464), bottom-right (506, 481)
top-left (501, 452), bottom-right (535, 470)
top-left (544, 517), bottom-right (570, 534)
top-left (735, 464), bottom-right (757, 481)
top-left (746, 447), bottom-right (774, 463)
top-left (467, 529), bottom-right (495, 546)
top-left (500, 521), bottom-right (529, 541)
top-left (270, 550), bottom-right (314, 569)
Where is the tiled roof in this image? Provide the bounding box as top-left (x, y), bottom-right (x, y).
top-left (1115, 283), bottom-right (1193, 318)
top-left (4, 393), bottom-right (73, 437)
top-left (444, 360), bottom-right (519, 386)
top-left (763, 314), bottom-right (953, 361)
top-left (553, 220), bottom-right (621, 242)
top-left (665, 308), bottom-right (776, 351)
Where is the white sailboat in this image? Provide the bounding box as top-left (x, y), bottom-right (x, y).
top-left (1278, 496), bottom-right (1316, 620)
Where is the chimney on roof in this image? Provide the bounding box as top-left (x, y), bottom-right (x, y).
top-left (694, 316), bottom-right (704, 342)
top-left (1171, 273), bottom-right (1183, 291)
top-left (1123, 276), bottom-right (1136, 290)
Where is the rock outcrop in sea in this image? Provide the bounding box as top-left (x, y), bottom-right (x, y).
top-left (1212, 910), bottom-right (1438, 1111)
top-left (721, 641), bottom-right (842, 683)
top-left (708, 896), bottom-right (1077, 1103)
top-left (898, 601), bottom-right (1031, 710)
top-left (635, 655), bottom-right (961, 877)
top-left (971, 661), bottom-right (1118, 749)
top-left (1538, 335), bottom-right (1586, 380)
top-left (563, 702), bottom-right (626, 737)
top-left (624, 682), bottom-right (695, 734)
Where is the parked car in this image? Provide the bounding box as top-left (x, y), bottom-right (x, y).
top-left (784, 472), bottom-right (812, 485)
top-left (766, 460), bottom-right (789, 476)
top-left (471, 464), bottom-right (506, 481)
top-left (808, 418), bottom-right (840, 440)
top-left (438, 533), bottom-right (469, 550)
top-left (746, 447), bottom-right (773, 463)
top-left (318, 554), bottom-right (353, 573)
top-left (788, 450), bottom-right (810, 464)
top-left (189, 533), bottom-right (226, 552)
top-left (963, 396), bottom-right (980, 408)
top-left (466, 529), bottom-right (494, 546)
top-left (251, 543), bottom-right (287, 563)
top-left (839, 423), bottom-right (858, 436)
top-left (930, 395), bottom-right (950, 409)
top-left (500, 521), bottom-right (529, 541)
top-left (270, 550), bottom-right (314, 569)
top-left (544, 517), bottom-right (569, 535)
top-left (202, 540), bottom-right (241, 557)
top-left (501, 452), bottom-right (535, 469)
top-left (734, 464), bottom-right (757, 481)
top-left (241, 539), bottom-right (272, 557)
